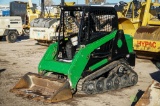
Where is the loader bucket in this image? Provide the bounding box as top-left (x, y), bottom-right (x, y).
top-left (134, 26), bottom-right (160, 41)
top-left (10, 72), bottom-right (72, 103)
top-left (133, 26), bottom-right (160, 53)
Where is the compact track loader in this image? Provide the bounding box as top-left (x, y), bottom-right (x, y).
top-left (10, 6), bottom-right (138, 103)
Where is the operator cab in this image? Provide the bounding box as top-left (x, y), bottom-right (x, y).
top-left (57, 6), bottom-right (118, 60)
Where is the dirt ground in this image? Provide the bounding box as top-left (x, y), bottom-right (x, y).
top-left (0, 38), bottom-right (159, 106)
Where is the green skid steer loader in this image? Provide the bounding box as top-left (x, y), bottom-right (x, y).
top-left (10, 5), bottom-right (138, 103)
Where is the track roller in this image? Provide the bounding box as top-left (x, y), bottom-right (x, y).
top-left (104, 78), bottom-right (113, 90)
top-left (120, 74), bottom-right (129, 87)
top-left (112, 76), bottom-right (121, 90)
top-left (95, 77), bottom-right (105, 93)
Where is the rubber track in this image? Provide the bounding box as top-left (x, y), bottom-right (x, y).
top-left (76, 59), bottom-right (137, 94)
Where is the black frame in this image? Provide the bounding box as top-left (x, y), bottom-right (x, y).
top-left (58, 6), bottom-right (118, 45)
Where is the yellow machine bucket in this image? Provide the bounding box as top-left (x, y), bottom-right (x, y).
top-left (10, 72), bottom-right (72, 103)
top-left (134, 26), bottom-right (160, 53)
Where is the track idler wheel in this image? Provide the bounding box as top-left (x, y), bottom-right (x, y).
top-left (129, 73), bottom-right (138, 86)
top-left (104, 78), bottom-right (113, 90)
top-left (95, 77), bottom-right (105, 93)
top-left (83, 81), bottom-right (96, 94)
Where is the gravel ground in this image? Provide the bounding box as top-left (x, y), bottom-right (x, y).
top-left (0, 38), bottom-right (159, 106)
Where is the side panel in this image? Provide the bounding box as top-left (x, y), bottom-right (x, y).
top-left (0, 17), bottom-right (23, 36)
top-left (30, 27), bottom-right (58, 41)
top-left (125, 34), bottom-right (134, 53)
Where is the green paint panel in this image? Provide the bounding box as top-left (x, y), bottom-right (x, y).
top-left (38, 42), bottom-right (58, 73)
top-left (124, 34), bottom-right (133, 53)
top-left (89, 59), bottom-right (108, 71)
top-left (117, 39), bottom-right (123, 48)
top-left (39, 61), bottom-right (71, 75)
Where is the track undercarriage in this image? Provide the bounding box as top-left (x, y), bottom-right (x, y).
top-left (77, 59), bottom-right (138, 94)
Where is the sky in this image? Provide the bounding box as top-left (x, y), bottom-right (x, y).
top-left (0, 0), bottom-right (131, 5)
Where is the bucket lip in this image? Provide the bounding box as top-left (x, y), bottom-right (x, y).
top-left (24, 72), bottom-right (67, 83)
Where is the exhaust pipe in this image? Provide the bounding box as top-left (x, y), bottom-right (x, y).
top-left (61, 0), bottom-right (64, 6)
top-left (40, 0), bottom-right (45, 17)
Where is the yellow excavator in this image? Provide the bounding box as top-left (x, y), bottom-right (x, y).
top-left (117, 0), bottom-right (160, 60)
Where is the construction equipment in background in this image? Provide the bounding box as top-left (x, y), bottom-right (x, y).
top-left (10, 1), bottom-right (38, 35)
top-left (0, 16), bottom-right (23, 43)
top-left (10, 5), bottom-right (138, 102)
top-left (117, 0), bottom-right (160, 60)
top-left (136, 80), bottom-right (160, 106)
top-left (29, 1), bottom-right (75, 45)
top-left (10, 0), bottom-right (59, 35)
top-left (29, 17), bottom-right (60, 45)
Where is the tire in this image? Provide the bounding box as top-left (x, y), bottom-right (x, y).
top-left (6, 31), bottom-right (17, 43)
top-left (0, 36), bottom-right (3, 41)
top-left (112, 76), bottom-right (121, 90)
top-left (23, 28), bottom-right (30, 35)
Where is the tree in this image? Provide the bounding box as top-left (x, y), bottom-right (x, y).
top-left (92, 0), bottom-right (106, 4)
top-left (44, 0), bottom-right (54, 6)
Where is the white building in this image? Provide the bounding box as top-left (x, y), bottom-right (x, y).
top-left (0, 5), bottom-right (9, 16)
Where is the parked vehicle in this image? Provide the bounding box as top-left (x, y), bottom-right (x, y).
top-left (0, 16), bottom-right (23, 43)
